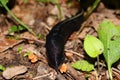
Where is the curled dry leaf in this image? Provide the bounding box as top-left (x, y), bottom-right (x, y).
top-left (28, 53), bottom-right (38, 63)
top-left (59, 63), bottom-right (67, 73)
top-left (3, 65), bottom-right (27, 79)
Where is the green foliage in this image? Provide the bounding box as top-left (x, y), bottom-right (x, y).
top-left (8, 25), bottom-right (26, 33)
top-left (0, 0), bottom-right (35, 35)
top-left (37, 33), bottom-right (42, 39)
top-left (98, 20), bottom-right (120, 80)
top-left (84, 35), bottom-right (104, 58)
top-left (23, 52), bottom-right (31, 57)
top-left (0, 65), bottom-right (5, 71)
top-left (72, 60), bottom-right (94, 72)
top-left (9, 26), bottom-right (18, 33)
top-left (17, 46), bottom-right (23, 53)
top-left (0, 0), bottom-right (9, 6)
top-left (116, 25), bottom-right (120, 33)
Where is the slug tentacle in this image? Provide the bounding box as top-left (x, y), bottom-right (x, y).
top-left (45, 10), bottom-right (84, 70)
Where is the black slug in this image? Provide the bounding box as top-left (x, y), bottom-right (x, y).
top-left (45, 10), bottom-right (84, 70)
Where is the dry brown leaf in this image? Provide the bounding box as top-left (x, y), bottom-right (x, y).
top-left (0, 38), bottom-right (23, 52)
top-left (28, 53), bottom-right (38, 63)
top-left (59, 63), bottom-right (67, 73)
top-left (31, 56), bottom-right (38, 63)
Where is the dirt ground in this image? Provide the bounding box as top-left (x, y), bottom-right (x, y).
top-left (0, 0), bottom-right (120, 80)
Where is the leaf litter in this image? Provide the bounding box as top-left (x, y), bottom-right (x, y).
top-left (0, 0), bottom-right (120, 80)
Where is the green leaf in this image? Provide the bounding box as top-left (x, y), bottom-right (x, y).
top-left (18, 25), bottom-right (26, 31)
top-left (98, 20), bottom-right (120, 80)
top-left (0, 0), bottom-right (35, 35)
top-left (0, 0), bottom-right (9, 6)
top-left (17, 46), bottom-right (23, 53)
top-left (8, 25), bottom-right (26, 33)
top-left (0, 65), bottom-right (5, 71)
top-left (23, 52), bottom-right (31, 57)
top-left (72, 60), bottom-right (94, 72)
top-left (84, 35), bottom-right (104, 58)
top-left (116, 25), bottom-right (120, 33)
top-left (8, 26), bottom-right (18, 33)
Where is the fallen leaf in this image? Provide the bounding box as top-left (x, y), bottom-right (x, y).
top-left (28, 53), bottom-right (38, 63)
top-left (59, 63), bottom-right (67, 73)
top-left (0, 37), bottom-right (23, 52)
top-left (3, 65), bottom-right (27, 79)
top-left (28, 53), bottom-right (35, 59)
top-left (31, 56), bottom-right (38, 63)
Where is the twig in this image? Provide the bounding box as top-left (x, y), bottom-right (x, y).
top-left (78, 0), bottom-right (101, 35)
top-left (85, 0), bottom-right (101, 19)
top-left (65, 49), bottom-right (84, 58)
top-left (40, 22), bottom-right (51, 31)
top-left (112, 67), bottom-right (120, 74)
top-left (32, 72), bottom-right (53, 80)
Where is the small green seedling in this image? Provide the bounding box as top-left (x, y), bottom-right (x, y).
top-left (23, 52), bottom-right (31, 57)
top-left (0, 0), bottom-right (35, 35)
top-left (72, 60), bottom-right (94, 72)
top-left (98, 20), bottom-right (120, 80)
top-left (17, 46), bottom-right (23, 53)
top-left (8, 25), bottom-right (26, 33)
top-left (37, 33), bottom-right (45, 39)
top-left (72, 0), bottom-right (101, 74)
top-left (83, 35), bottom-right (104, 73)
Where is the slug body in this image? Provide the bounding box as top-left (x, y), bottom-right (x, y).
top-left (45, 10), bottom-right (84, 70)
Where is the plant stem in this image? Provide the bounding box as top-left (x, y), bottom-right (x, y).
top-left (3, 4), bottom-right (36, 35)
top-left (108, 66), bottom-right (113, 80)
top-left (97, 56), bottom-right (100, 73)
top-left (85, 0), bottom-right (100, 19)
top-left (56, 3), bottom-right (62, 19)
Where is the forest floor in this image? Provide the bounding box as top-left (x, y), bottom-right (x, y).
top-left (0, 0), bottom-right (120, 80)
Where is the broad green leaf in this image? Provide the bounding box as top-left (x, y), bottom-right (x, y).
top-left (0, 0), bottom-right (9, 6)
top-left (98, 20), bottom-right (120, 67)
top-left (72, 60), bottom-right (94, 72)
top-left (116, 25), bottom-right (120, 33)
top-left (84, 35), bottom-right (104, 58)
top-left (98, 20), bottom-right (120, 79)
